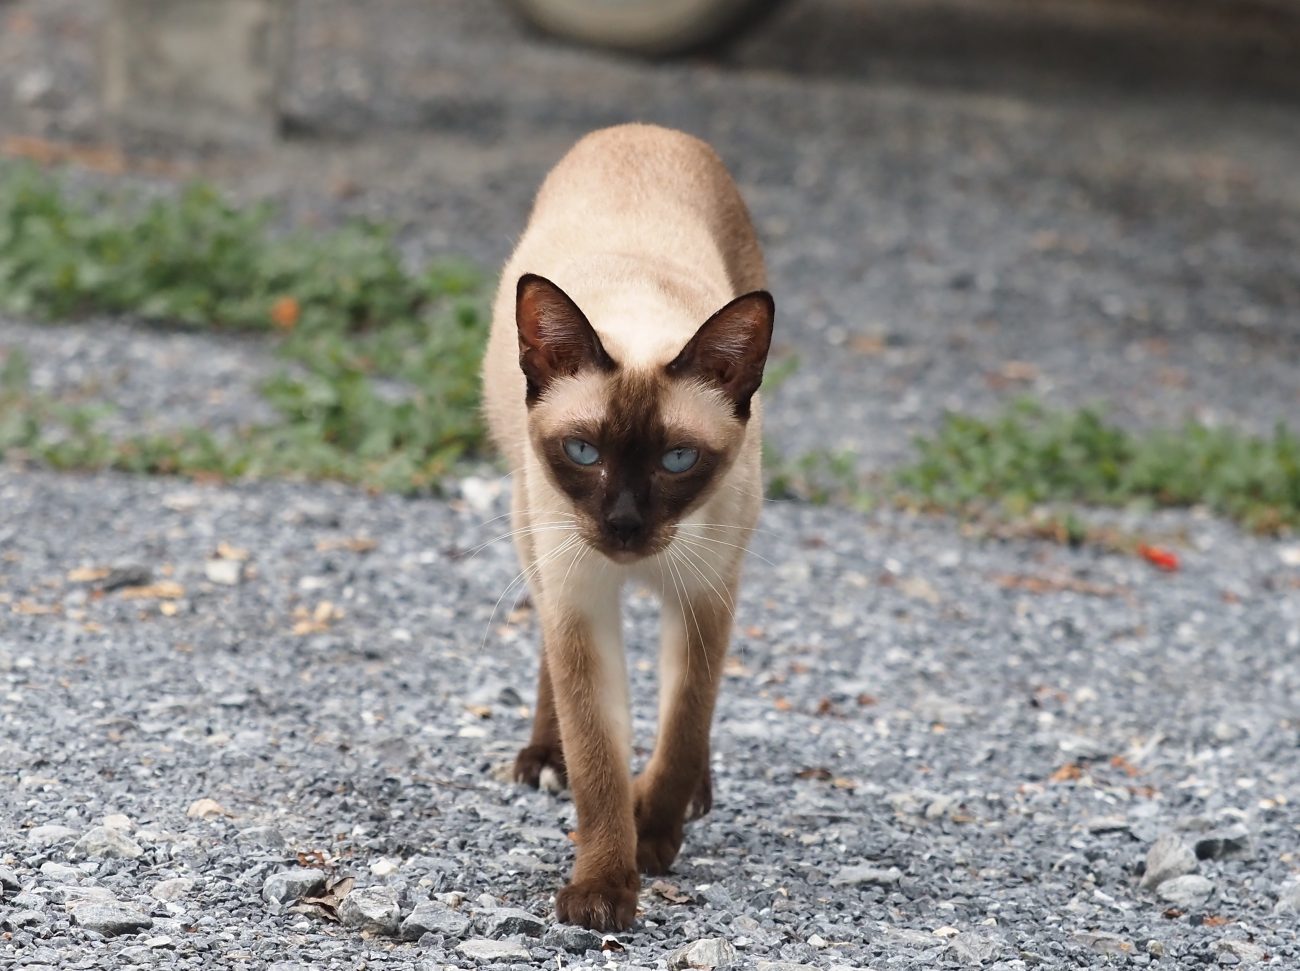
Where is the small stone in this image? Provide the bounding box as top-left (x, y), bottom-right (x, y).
top-left (369, 858), bottom-right (399, 878)
top-left (27, 824), bottom-right (78, 847)
top-left (544, 924), bottom-right (603, 953)
top-left (401, 899), bottom-right (472, 940)
top-left (668, 938), bottom-right (738, 969)
top-left (478, 906), bottom-right (546, 938)
top-left (261, 868), bottom-right (326, 905)
top-left (71, 901), bottom-right (153, 936)
top-left (70, 826), bottom-right (144, 861)
top-left (102, 565), bottom-right (152, 591)
top-left (1146, 940), bottom-right (1166, 958)
top-left (1216, 940), bottom-right (1265, 964)
top-left (1139, 834), bottom-right (1197, 889)
top-left (151, 878), bottom-right (195, 902)
top-left (455, 939), bottom-right (533, 962)
top-left (39, 862), bottom-right (82, 882)
top-left (59, 884), bottom-right (117, 908)
top-left (204, 559), bottom-right (242, 586)
top-left (0, 865), bottom-right (21, 892)
top-left (144, 936), bottom-right (174, 948)
top-left (338, 886), bottom-right (402, 936)
top-left (1157, 874), bottom-right (1214, 908)
top-left (186, 798), bottom-right (227, 820)
top-left (118, 946), bottom-right (152, 965)
top-left (1074, 932), bottom-right (1134, 957)
top-left (947, 931), bottom-right (1003, 964)
top-left (3, 910), bottom-right (44, 929)
top-left (1273, 881), bottom-right (1300, 914)
top-left (829, 864), bottom-right (902, 887)
top-left (1194, 825), bottom-right (1252, 861)
top-left (757, 964), bottom-right (820, 971)
top-left (102, 813), bottom-right (134, 832)
top-left (235, 826), bottom-right (285, 849)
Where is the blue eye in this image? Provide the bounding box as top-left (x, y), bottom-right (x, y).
top-left (563, 438), bottom-right (600, 466)
top-left (661, 447), bottom-right (699, 473)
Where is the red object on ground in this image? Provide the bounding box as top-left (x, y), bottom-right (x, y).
top-left (1138, 545), bottom-right (1180, 571)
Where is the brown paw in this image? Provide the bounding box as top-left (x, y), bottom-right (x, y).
top-left (554, 874), bottom-right (638, 931)
top-left (513, 743), bottom-right (567, 791)
top-left (635, 824), bottom-right (684, 876)
top-left (686, 767), bottom-right (713, 821)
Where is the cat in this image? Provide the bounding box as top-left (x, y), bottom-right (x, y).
top-left (481, 123), bottom-right (774, 931)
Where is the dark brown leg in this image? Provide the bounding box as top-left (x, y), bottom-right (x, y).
top-left (633, 592), bottom-right (730, 875)
top-left (514, 645), bottom-right (568, 790)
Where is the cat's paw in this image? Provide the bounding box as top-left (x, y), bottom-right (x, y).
top-left (635, 823), bottom-right (684, 876)
top-left (555, 873), bottom-right (638, 931)
top-left (513, 743), bottom-right (568, 792)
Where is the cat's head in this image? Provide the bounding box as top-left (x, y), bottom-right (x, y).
top-left (516, 273), bottom-right (774, 562)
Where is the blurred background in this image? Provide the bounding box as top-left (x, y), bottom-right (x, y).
top-left (1, 0), bottom-right (1298, 496)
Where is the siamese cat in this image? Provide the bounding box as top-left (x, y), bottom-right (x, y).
top-left (481, 123), bottom-right (773, 931)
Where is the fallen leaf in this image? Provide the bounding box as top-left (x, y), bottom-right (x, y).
top-left (296, 849), bottom-right (329, 869)
top-left (315, 536), bottom-right (377, 554)
top-left (1109, 755), bottom-right (1142, 777)
top-left (295, 875), bottom-right (354, 922)
top-left (1050, 762), bottom-right (1083, 783)
top-left (649, 880), bottom-right (693, 904)
top-left (815, 698), bottom-right (838, 717)
top-left (1201, 915), bottom-right (1231, 927)
top-left (270, 296), bottom-right (300, 331)
top-left (995, 573), bottom-right (1123, 598)
top-left (1138, 545), bottom-right (1180, 572)
top-left (773, 697), bottom-right (793, 712)
top-left (67, 567), bottom-right (111, 583)
top-left (1162, 908), bottom-right (1184, 919)
top-left (856, 693), bottom-right (878, 706)
top-left (465, 705), bottom-right (492, 719)
top-left (215, 542), bottom-right (250, 561)
top-left (796, 767), bottom-right (833, 781)
top-left (850, 334), bottom-right (887, 356)
top-left (119, 581), bottom-right (185, 600)
top-left (600, 938), bottom-right (626, 952)
top-left (12, 600), bottom-right (60, 615)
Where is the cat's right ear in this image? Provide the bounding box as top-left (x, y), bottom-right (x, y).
top-left (516, 274), bottom-right (614, 405)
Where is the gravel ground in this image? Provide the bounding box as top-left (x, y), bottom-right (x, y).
top-left (2, 467), bottom-right (1299, 970)
top-left (2, 1), bottom-right (1300, 968)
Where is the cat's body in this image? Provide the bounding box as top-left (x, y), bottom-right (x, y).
top-left (482, 124), bottom-right (773, 931)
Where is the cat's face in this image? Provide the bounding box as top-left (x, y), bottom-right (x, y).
top-left (516, 275), bottom-right (774, 561)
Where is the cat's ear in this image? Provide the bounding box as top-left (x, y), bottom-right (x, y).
top-left (516, 274), bottom-right (614, 404)
top-left (667, 290), bottom-right (774, 420)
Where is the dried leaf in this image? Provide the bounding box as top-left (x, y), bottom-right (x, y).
top-left (68, 566), bottom-right (111, 583)
top-left (1109, 755), bottom-right (1142, 777)
top-left (995, 573), bottom-right (1123, 598)
top-left (296, 849), bottom-right (328, 869)
top-left (1201, 914), bottom-right (1231, 927)
top-left (12, 600), bottom-right (60, 615)
top-left (601, 938), bottom-right (626, 952)
top-left (773, 697), bottom-right (793, 712)
top-left (856, 693), bottom-right (878, 706)
top-left (796, 767), bottom-right (833, 781)
top-left (119, 581), bottom-right (185, 600)
top-left (649, 880), bottom-right (693, 904)
top-left (1049, 762), bottom-right (1083, 783)
top-left (314, 537), bottom-right (378, 554)
top-left (215, 542), bottom-right (250, 561)
top-left (270, 296), bottom-right (300, 331)
top-left (296, 875), bottom-right (354, 922)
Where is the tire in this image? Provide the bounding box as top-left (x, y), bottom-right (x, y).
top-left (506, 0), bottom-right (789, 57)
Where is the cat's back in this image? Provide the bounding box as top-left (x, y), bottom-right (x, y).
top-left (519, 124), bottom-right (765, 296)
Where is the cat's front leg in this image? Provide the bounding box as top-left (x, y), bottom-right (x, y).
top-left (546, 606), bottom-right (639, 931)
top-left (634, 584), bottom-right (732, 875)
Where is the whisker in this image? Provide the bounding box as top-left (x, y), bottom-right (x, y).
top-left (463, 521), bottom-right (580, 560)
top-left (479, 535), bottom-right (581, 652)
top-left (674, 541), bottom-right (735, 614)
top-left (670, 548), bottom-right (711, 684)
top-left (674, 531), bottom-right (776, 568)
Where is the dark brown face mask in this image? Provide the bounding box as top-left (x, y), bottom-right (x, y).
top-left (516, 274), bottom-right (775, 560)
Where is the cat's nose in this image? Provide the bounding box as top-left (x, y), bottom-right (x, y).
top-left (605, 492), bottom-right (644, 545)
top-left (605, 510), bottom-right (644, 545)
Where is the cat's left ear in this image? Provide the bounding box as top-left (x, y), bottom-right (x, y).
top-left (667, 290), bottom-right (774, 420)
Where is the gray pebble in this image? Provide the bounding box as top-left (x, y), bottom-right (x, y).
top-left (1195, 825), bottom-right (1253, 861)
top-left (236, 826), bottom-right (286, 850)
top-left (947, 931), bottom-right (1004, 964)
top-left (1139, 834), bottom-right (1197, 889)
top-left (0, 866), bottom-right (20, 893)
top-left (70, 902), bottom-right (153, 936)
top-left (756, 964), bottom-right (820, 971)
top-left (477, 906), bottom-right (546, 938)
top-left (544, 923), bottom-right (603, 953)
top-left (1273, 881), bottom-right (1300, 914)
top-left (401, 899), bottom-right (472, 940)
top-left (69, 826), bottom-right (144, 861)
top-left (829, 864), bottom-right (903, 887)
top-left (1157, 874), bottom-right (1214, 908)
top-left (150, 877), bottom-right (195, 902)
top-left (26, 825), bottom-right (79, 848)
top-left (261, 868), bottom-right (326, 906)
top-left (455, 938), bottom-right (533, 961)
top-left (669, 938), bottom-right (738, 969)
top-left (338, 886), bottom-right (402, 936)
top-left (3, 910), bottom-right (45, 930)
top-left (39, 862), bottom-right (83, 882)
